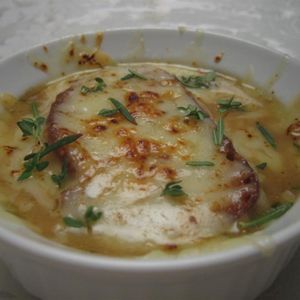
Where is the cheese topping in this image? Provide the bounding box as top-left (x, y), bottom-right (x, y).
top-left (45, 64), bottom-right (258, 245)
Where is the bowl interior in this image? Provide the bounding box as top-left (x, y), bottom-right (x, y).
top-left (0, 28), bottom-right (300, 268)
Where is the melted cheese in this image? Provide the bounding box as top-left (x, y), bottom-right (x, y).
top-left (46, 64), bottom-right (257, 245)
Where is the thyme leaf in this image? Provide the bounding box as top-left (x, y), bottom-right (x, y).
top-left (176, 71), bottom-right (216, 89)
top-left (212, 116), bottom-right (224, 146)
top-left (177, 105), bottom-right (208, 120)
top-left (256, 162), bottom-right (267, 170)
top-left (63, 206), bottom-right (102, 229)
top-left (63, 217), bottom-right (85, 228)
top-left (161, 181), bottom-right (187, 197)
top-left (121, 69), bottom-right (147, 81)
top-left (85, 206), bottom-right (102, 227)
top-left (186, 161), bottom-right (214, 167)
top-left (38, 134), bottom-right (82, 158)
top-left (51, 159), bottom-right (68, 187)
top-left (35, 161), bottom-right (49, 171)
top-left (109, 97), bottom-right (137, 125)
top-left (256, 122), bottom-right (276, 149)
top-left (98, 108), bottom-right (119, 117)
top-left (80, 77), bottom-right (106, 95)
top-left (238, 202), bottom-right (293, 229)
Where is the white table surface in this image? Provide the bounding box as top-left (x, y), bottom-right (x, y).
top-left (0, 0), bottom-right (299, 299)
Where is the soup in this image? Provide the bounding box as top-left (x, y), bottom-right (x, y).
top-left (0, 63), bottom-right (299, 257)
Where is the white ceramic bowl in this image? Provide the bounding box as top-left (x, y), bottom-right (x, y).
top-left (0, 28), bottom-right (300, 300)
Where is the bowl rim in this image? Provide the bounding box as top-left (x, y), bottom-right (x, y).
top-left (1, 27), bottom-right (300, 272)
top-left (0, 26), bottom-right (298, 66)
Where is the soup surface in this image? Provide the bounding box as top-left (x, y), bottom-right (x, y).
top-left (0, 62), bottom-right (299, 257)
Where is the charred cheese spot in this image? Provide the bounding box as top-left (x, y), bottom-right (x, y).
top-left (164, 116), bottom-right (189, 134)
top-left (125, 90), bottom-right (165, 118)
top-left (3, 146), bottom-right (17, 155)
top-left (84, 119), bottom-right (108, 136)
top-left (33, 61), bottom-right (48, 72)
top-left (160, 166), bottom-right (177, 180)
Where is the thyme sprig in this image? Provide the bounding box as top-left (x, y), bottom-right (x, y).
top-left (217, 96), bottom-right (243, 113)
top-left (18, 134), bottom-right (81, 181)
top-left (177, 105), bottom-right (208, 121)
top-left (80, 77), bottom-right (106, 95)
top-left (176, 71), bottom-right (216, 89)
top-left (63, 206), bottom-right (102, 230)
top-left (17, 102), bottom-right (45, 142)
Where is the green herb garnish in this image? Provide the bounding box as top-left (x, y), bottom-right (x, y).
top-left (18, 151), bottom-right (48, 181)
top-left (177, 105), bottom-right (208, 120)
top-left (63, 217), bottom-right (85, 228)
top-left (29, 134), bottom-right (82, 159)
top-left (17, 102), bottom-right (45, 141)
top-left (186, 161), bottom-right (214, 167)
top-left (80, 77), bottom-right (106, 95)
top-left (98, 108), bottom-right (119, 117)
top-left (238, 202), bottom-right (293, 229)
top-left (85, 206), bottom-right (102, 228)
top-left (217, 96), bottom-right (243, 113)
top-left (51, 159), bottom-right (68, 187)
top-left (212, 116), bottom-right (224, 146)
top-left (256, 162), bottom-right (267, 170)
top-left (18, 134), bottom-right (81, 181)
top-left (256, 122), bottom-right (276, 149)
top-left (161, 181), bottom-right (187, 197)
top-left (35, 160), bottom-right (49, 171)
top-left (63, 206), bottom-right (102, 229)
top-left (176, 71), bottom-right (216, 89)
top-left (109, 97), bottom-right (137, 124)
top-left (121, 69), bottom-right (147, 81)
